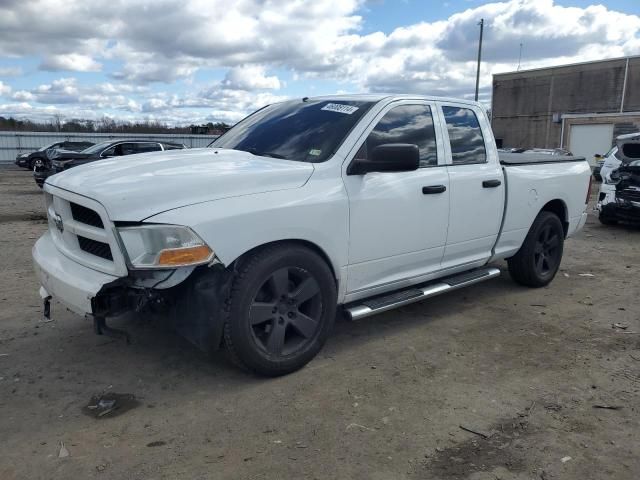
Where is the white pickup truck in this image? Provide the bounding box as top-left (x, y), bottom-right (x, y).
top-left (33, 95), bottom-right (591, 376)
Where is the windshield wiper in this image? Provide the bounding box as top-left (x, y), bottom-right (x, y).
top-left (242, 147), bottom-right (287, 160)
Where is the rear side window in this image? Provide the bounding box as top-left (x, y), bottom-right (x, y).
top-left (120, 143), bottom-right (138, 155)
top-left (134, 143), bottom-right (162, 153)
top-left (358, 104), bottom-right (438, 167)
top-left (442, 106), bottom-right (486, 165)
top-left (163, 143), bottom-right (183, 150)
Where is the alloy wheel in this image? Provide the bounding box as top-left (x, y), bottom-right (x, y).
top-left (533, 224), bottom-right (561, 276)
top-left (248, 267), bottom-right (323, 357)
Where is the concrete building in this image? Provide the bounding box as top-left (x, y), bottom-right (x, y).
top-left (491, 55), bottom-right (640, 165)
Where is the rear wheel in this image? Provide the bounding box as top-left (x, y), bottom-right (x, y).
top-left (508, 211), bottom-right (564, 288)
top-left (223, 244), bottom-right (337, 376)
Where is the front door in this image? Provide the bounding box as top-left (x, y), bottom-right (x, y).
top-left (343, 101), bottom-right (450, 296)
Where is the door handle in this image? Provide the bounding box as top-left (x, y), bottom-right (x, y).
top-left (422, 185), bottom-right (447, 194)
top-left (482, 179), bottom-right (502, 188)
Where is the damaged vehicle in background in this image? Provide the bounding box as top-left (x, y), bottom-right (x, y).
top-left (32, 94), bottom-right (591, 376)
top-left (596, 132), bottom-right (640, 225)
top-left (15, 141), bottom-right (94, 169)
top-left (33, 140), bottom-right (187, 187)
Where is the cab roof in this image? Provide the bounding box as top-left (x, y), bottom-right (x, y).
top-left (297, 93), bottom-right (483, 108)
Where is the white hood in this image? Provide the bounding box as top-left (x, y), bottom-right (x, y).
top-left (46, 148), bottom-right (314, 221)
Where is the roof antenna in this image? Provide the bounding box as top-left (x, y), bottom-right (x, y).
top-left (302, 97), bottom-right (309, 102)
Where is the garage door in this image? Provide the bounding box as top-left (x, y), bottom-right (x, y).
top-left (569, 124), bottom-right (614, 166)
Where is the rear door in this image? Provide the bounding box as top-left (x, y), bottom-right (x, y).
top-left (438, 103), bottom-right (504, 269)
top-left (343, 100), bottom-right (450, 295)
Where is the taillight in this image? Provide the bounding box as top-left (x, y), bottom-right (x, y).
top-left (586, 175), bottom-right (593, 204)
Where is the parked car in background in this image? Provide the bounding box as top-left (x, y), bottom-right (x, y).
top-left (15, 141), bottom-right (94, 169)
top-left (596, 133), bottom-right (640, 225)
top-left (33, 94), bottom-right (591, 376)
top-left (33, 140), bottom-right (187, 187)
top-left (592, 146), bottom-right (619, 181)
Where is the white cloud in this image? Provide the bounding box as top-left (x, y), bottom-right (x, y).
top-left (0, 81), bottom-right (12, 96)
top-left (40, 53), bottom-right (102, 72)
top-left (0, 0), bottom-right (638, 123)
top-left (0, 66), bottom-right (23, 76)
top-left (12, 90), bottom-right (35, 101)
top-left (221, 65), bottom-right (281, 90)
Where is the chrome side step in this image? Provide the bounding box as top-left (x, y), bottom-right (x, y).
top-left (345, 267), bottom-right (501, 320)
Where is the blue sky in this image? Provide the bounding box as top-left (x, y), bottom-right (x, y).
top-left (0, 0), bottom-right (638, 125)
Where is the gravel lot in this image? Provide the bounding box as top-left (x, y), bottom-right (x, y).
top-left (1, 166), bottom-right (638, 480)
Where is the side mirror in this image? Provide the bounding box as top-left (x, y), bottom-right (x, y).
top-left (594, 154), bottom-right (603, 159)
top-left (348, 143), bottom-right (420, 175)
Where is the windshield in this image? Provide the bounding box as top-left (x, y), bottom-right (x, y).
top-left (81, 141), bottom-right (113, 154)
top-left (210, 99), bottom-right (375, 162)
top-left (38, 142), bottom-right (60, 152)
top-left (604, 146), bottom-right (618, 159)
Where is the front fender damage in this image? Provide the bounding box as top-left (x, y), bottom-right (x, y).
top-left (90, 264), bottom-right (233, 353)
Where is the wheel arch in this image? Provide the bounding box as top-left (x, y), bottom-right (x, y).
top-left (540, 199), bottom-right (569, 237)
top-left (227, 239), bottom-right (339, 287)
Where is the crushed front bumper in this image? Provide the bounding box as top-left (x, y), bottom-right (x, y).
top-left (33, 231), bottom-right (230, 352)
top-left (33, 231), bottom-right (121, 316)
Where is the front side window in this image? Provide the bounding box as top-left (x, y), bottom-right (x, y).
top-left (211, 99), bottom-right (375, 163)
top-left (442, 106), bottom-right (486, 165)
top-left (101, 144), bottom-right (123, 157)
top-left (356, 104), bottom-right (438, 167)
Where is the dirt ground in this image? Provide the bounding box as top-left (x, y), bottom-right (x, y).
top-left (0, 165), bottom-right (638, 480)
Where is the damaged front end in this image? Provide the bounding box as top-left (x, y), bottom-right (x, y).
top-left (597, 133), bottom-right (640, 224)
top-left (607, 162), bottom-right (640, 223)
top-left (91, 264), bottom-right (233, 352)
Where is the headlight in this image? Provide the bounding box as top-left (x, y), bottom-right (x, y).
top-left (117, 225), bottom-right (214, 269)
top-left (52, 159), bottom-right (71, 169)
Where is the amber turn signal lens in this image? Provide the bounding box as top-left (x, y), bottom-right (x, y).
top-left (157, 245), bottom-right (213, 266)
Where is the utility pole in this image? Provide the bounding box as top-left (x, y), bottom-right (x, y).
top-left (517, 42), bottom-right (523, 71)
top-left (474, 18), bottom-right (484, 102)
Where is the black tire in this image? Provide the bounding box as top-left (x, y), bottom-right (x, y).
top-left (507, 211), bottom-right (564, 288)
top-left (29, 156), bottom-right (45, 170)
top-left (598, 211), bottom-right (617, 225)
top-left (223, 244), bottom-right (337, 376)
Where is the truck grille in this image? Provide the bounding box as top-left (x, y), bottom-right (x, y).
top-left (70, 202), bottom-right (104, 228)
top-left (44, 187), bottom-right (127, 276)
top-left (77, 236), bottom-right (113, 260)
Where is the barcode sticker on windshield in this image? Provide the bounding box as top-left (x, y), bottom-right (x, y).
top-left (321, 103), bottom-right (359, 115)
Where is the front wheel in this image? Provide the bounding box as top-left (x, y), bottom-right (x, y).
top-left (223, 244), bottom-right (337, 376)
top-left (598, 211), bottom-right (618, 225)
top-left (508, 211), bottom-right (564, 288)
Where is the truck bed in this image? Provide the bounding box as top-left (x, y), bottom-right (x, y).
top-left (499, 152), bottom-right (586, 165)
